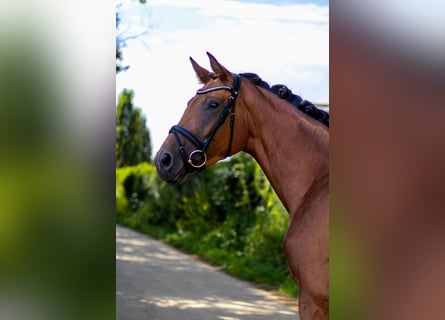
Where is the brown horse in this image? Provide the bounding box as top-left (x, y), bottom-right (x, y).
top-left (154, 53), bottom-right (329, 320)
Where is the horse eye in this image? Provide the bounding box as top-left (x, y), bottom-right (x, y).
top-left (208, 102), bottom-right (220, 109)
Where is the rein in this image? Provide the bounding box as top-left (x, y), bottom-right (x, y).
top-left (169, 73), bottom-right (240, 171)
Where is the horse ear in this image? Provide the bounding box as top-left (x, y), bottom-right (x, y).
top-left (207, 52), bottom-right (230, 81)
top-left (190, 57), bottom-right (212, 84)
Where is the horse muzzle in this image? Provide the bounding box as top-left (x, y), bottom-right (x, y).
top-left (154, 142), bottom-right (207, 184)
top-left (154, 149), bottom-right (187, 184)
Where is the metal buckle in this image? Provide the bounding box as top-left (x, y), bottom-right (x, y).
top-left (187, 150), bottom-right (207, 168)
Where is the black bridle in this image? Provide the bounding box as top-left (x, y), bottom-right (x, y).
top-left (169, 73), bottom-right (241, 171)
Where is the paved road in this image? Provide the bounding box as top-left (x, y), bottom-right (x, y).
top-left (116, 225), bottom-right (299, 320)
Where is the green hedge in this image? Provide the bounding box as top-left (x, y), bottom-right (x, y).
top-left (116, 153), bottom-right (298, 296)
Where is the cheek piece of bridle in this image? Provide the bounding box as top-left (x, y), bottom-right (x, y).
top-left (169, 73), bottom-right (241, 172)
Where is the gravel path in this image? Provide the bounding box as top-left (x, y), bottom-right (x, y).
top-left (116, 224), bottom-right (299, 320)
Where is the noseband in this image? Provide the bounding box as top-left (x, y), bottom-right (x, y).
top-left (169, 73), bottom-right (241, 171)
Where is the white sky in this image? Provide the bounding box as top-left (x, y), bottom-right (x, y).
top-left (116, 0), bottom-right (329, 154)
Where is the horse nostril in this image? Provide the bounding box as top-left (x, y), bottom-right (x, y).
top-left (160, 152), bottom-right (172, 168)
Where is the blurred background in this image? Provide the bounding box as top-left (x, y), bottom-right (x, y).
top-left (331, 1), bottom-right (445, 319)
top-left (0, 1), bottom-right (115, 319)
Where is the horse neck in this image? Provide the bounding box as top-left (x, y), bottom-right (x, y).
top-left (238, 84), bottom-right (329, 217)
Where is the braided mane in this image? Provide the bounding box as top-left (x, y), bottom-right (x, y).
top-left (239, 73), bottom-right (329, 128)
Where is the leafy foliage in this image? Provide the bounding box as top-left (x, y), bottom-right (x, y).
top-left (116, 89), bottom-right (152, 167)
top-left (116, 153), bottom-right (299, 296)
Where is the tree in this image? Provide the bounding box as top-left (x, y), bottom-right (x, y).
top-left (116, 8), bottom-right (129, 73)
top-left (116, 0), bottom-right (149, 73)
top-left (116, 89), bottom-right (152, 167)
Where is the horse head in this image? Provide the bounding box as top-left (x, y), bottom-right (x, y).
top-left (154, 52), bottom-right (244, 183)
